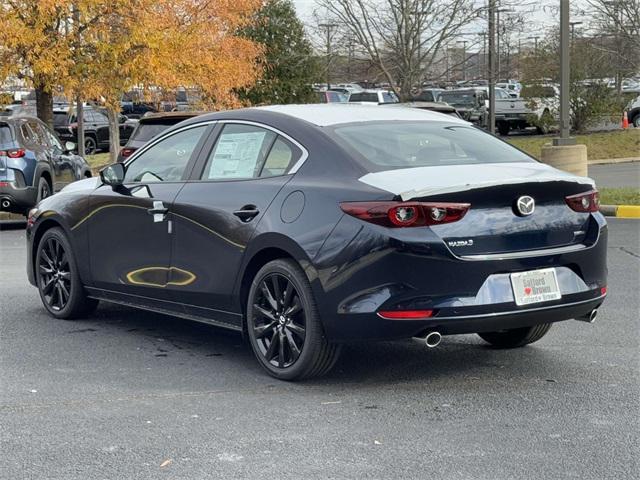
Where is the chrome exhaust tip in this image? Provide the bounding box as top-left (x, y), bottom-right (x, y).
top-left (576, 309), bottom-right (598, 323)
top-left (412, 331), bottom-right (442, 348)
top-left (1, 199), bottom-right (10, 209)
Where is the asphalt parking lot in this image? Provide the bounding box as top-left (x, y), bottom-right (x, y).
top-left (1, 219), bottom-right (638, 480)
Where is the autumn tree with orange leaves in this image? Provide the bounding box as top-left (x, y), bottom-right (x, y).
top-left (0, 0), bottom-right (262, 161)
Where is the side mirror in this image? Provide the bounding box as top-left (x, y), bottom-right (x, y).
top-left (118, 115), bottom-right (127, 124)
top-left (64, 141), bottom-right (76, 153)
top-left (100, 163), bottom-right (125, 187)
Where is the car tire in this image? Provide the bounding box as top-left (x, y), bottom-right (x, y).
top-left (35, 227), bottom-right (99, 319)
top-left (497, 122), bottom-right (510, 136)
top-left (633, 114), bottom-right (640, 128)
top-left (36, 176), bottom-right (51, 203)
top-left (84, 136), bottom-right (97, 155)
top-left (246, 258), bottom-right (340, 380)
top-left (477, 323), bottom-right (552, 348)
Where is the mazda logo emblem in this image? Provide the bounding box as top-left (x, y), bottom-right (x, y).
top-left (516, 196), bottom-right (535, 216)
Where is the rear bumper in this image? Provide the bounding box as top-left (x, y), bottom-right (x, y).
top-left (313, 214), bottom-right (608, 341)
top-left (327, 292), bottom-right (605, 341)
top-left (0, 183), bottom-right (37, 213)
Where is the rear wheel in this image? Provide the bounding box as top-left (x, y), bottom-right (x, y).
top-left (633, 114), bottom-right (640, 128)
top-left (36, 227), bottom-right (99, 319)
top-left (497, 122), bottom-right (510, 136)
top-left (478, 323), bottom-right (552, 348)
top-left (84, 136), bottom-right (97, 155)
top-left (36, 176), bottom-right (51, 203)
top-left (246, 259), bottom-right (340, 380)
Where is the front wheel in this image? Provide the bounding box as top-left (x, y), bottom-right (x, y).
top-left (478, 323), bottom-right (552, 348)
top-left (35, 227), bottom-right (99, 319)
top-left (246, 259), bottom-right (340, 380)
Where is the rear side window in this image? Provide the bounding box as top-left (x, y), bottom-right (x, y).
top-left (332, 122), bottom-right (534, 172)
top-left (0, 124), bottom-right (13, 147)
top-left (349, 92), bottom-right (379, 102)
top-left (53, 113), bottom-right (68, 126)
top-left (261, 137), bottom-right (295, 177)
top-left (381, 92), bottom-right (398, 103)
top-left (202, 124), bottom-right (277, 180)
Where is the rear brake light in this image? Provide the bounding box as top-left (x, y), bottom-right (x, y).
top-left (340, 201), bottom-right (470, 227)
top-left (600, 286), bottom-right (607, 296)
top-left (121, 147), bottom-right (136, 157)
top-left (0, 148), bottom-right (25, 158)
top-left (378, 310), bottom-right (434, 320)
top-left (565, 190), bottom-right (600, 213)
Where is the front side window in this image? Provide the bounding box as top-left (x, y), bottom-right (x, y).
top-left (332, 122), bottom-right (535, 172)
top-left (202, 124), bottom-right (277, 180)
top-left (124, 125), bottom-right (206, 183)
top-left (41, 124), bottom-right (63, 150)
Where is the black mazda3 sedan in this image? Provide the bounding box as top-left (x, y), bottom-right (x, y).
top-left (26, 105), bottom-right (607, 380)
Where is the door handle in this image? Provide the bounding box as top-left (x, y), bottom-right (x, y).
top-left (233, 205), bottom-right (260, 222)
top-left (148, 200), bottom-right (168, 222)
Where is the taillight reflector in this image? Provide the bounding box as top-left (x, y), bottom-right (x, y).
top-left (565, 190), bottom-right (600, 213)
top-left (378, 310), bottom-right (434, 320)
top-left (340, 201), bottom-right (470, 227)
top-left (600, 286), bottom-right (607, 296)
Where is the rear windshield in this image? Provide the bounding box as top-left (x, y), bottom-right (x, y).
top-left (53, 113), bottom-right (69, 126)
top-left (332, 122), bottom-right (534, 172)
top-left (0, 124), bottom-right (13, 146)
top-left (130, 122), bottom-right (173, 142)
top-left (349, 92), bottom-right (379, 102)
top-left (438, 92), bottom-right (477, 106)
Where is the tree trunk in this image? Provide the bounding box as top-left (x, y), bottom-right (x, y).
top-left (76, 97), bottom-right (85, 157)
top-left (35, 83), bottom-right (53, 128)
top-left (106, 107), bottom-right (121, 164)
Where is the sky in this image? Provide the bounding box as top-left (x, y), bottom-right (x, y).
top-left (292, 0), bottom-right (593, 45)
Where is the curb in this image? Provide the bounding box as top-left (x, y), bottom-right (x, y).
top-left (589, 157), bottom-right (639, 165)
top-left (600, 205), bottom-right (640, 218)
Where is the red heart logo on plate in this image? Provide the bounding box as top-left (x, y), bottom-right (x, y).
top-left (524, 287), bottom-right (532, 295)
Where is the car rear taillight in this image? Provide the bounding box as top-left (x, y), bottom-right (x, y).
top-left (340, 201), bottom-right (470, 227)
top-left (120, 147), bottom-right (136, 158)
top-left (378, 310), bottom-right (434, 320)
top-left (565, 189), bottom-right (600, 213)
top-left (0, 148), bottom-right (26, 158)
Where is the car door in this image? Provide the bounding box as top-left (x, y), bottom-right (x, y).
top-left (167, 122), bottom-right (303, 323)
top-left (86, 123), bottom-right (211, 304)
top-left (19, 121), bottom-right (65, 190)
top-left (89, 110), bottom-right (110, 147)
top-left (38, 120), bottom-right (77, 185)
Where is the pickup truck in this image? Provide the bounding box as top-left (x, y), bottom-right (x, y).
top-left (438, 87), bottom-right (532, 135)
top-left (625, 94), bottom-right (640, 128)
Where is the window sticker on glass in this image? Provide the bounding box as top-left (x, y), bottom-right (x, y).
top-left (208, 131), bottom-right (267, 179)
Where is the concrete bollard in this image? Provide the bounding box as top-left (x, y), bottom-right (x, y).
top-left (540, 143), bottom-right (588, 177)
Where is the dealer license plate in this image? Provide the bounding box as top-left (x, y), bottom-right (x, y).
top-left (510, 268), bottom-right (562, 306)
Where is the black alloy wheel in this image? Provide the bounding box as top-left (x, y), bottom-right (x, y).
top-left (247, 259), bottom-right (340, 380)
top-left (36, 176), bottom-right (51, 203)
top-left (252, 272), bottom-right (306, 369)
top-left (38, 235), bottom-right (71, 311)
top-left (36, 228), bottom-right (99, 319)
top-left (84, 136), bottom-right (97, 155)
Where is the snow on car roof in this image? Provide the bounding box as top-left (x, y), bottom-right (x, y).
top-left (257, 104), bottom-right (469, 127)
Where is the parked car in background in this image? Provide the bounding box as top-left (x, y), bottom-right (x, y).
top-left (497, 81), bottom-right (522, 98)
top-left (349, 89), bottom-right (399, 104)
top-left (438, 88), bottom-right (488, 125)
top-left (54, 107), bottom-right (136, 155)
top-left (520, 84), bottom-right (560, 133)
top-left (625, 95), bottom-right (640, 128)
top-left (412, 88), bottom-right (444, 102)
top-left (316, 90), bottom-right (349, 104)
top-left (1, 115), bottom-right (91, 215)
top-left (117, 111), bottom-right (205, 162)
top-left (390, 101), bottom-right (461, 118)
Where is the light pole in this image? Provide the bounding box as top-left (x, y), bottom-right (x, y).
top-left (496, 9), bottom-right (514, 81)
top-left (554, 0), bottom-right (573, 144)
top-left (488, 0), bottom-right (496, 134)
top-left (457, 40), bottom-right (468, 81)
top-left (319, 23), bottom-right (338, 90)
top-left (527, 35), bottom-right (540, 53)
top-left (570, 21), bottom-right (582, 43)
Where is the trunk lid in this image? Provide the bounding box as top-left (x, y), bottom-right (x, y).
top-left (359, 162), bottom-right (597, 256)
